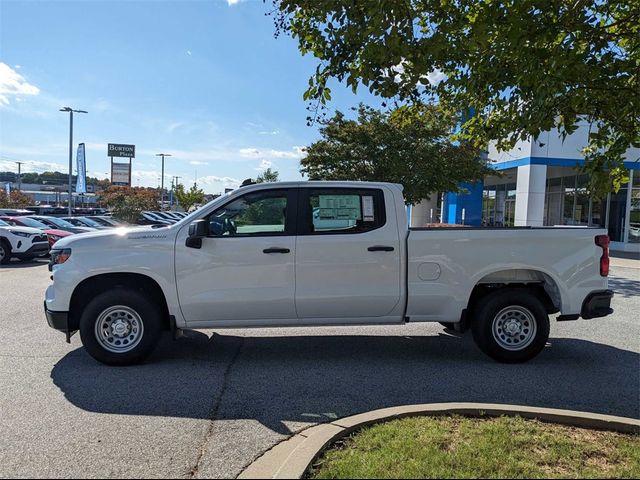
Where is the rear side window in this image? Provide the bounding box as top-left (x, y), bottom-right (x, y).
top-left (299, 188), bottom-right (386, 235)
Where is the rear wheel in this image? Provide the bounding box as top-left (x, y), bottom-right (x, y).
top-left (0, 240), bottom-right (11, 265)
top-left (79, 288), bottom-right (163, 366)
top-left (472, 289), bottom-right (550, 363)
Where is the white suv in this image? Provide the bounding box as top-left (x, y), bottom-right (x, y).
top-left (0, 219), bottom-right (50, 264)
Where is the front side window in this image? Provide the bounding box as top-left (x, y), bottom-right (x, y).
top-left (301, 188), bottom-right (386, 234)
top-left (207, 189), bottom-right (289, 236)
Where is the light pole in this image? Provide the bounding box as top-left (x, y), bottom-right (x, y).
top-left (15, 162), bottom-right (23, 191)
top-left (155, 153), bottom-right (172, 210)
top-left (60, 107), bottom-right (87, 215)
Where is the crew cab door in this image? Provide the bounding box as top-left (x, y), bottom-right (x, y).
top-left (175, 188), bottom-right (297, 324)
top-left (295, 187), bottom-right (403, 320)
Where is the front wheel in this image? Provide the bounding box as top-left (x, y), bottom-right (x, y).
top-left (79, 288), bottom-right (163, 366)
top-left (472, 289), bottom-right (550, 363)
top-left (0, 240), bottom-right (11, 265)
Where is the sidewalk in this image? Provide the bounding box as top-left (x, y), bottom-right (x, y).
top-left (611, 251), bottom-right (640, 269)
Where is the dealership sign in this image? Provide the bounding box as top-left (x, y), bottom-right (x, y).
top-left (108, 143), bottom-right (135, 158)
top-left (112, 162), bottom-right (131, 186)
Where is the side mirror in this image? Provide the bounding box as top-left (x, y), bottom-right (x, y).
top-left (186, 220), bottom-right (208, 249)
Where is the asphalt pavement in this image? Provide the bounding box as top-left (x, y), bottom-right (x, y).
top-left (0, 260), bottom-right (638, 478)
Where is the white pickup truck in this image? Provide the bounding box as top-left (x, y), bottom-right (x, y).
top-left (45, 181), bottom-right (613, 366)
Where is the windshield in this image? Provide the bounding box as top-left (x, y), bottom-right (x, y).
top-left (15, 217), bottom-right (48, 229)
top-left (42, 217), bottom-right (76, 229)
top-left (0, 219), bottom-right (8, 226)
top-left (77, 217), bottom-right (102, 227)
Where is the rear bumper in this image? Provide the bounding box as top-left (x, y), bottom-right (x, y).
top-left (581, 289), bottom-right (614, 320)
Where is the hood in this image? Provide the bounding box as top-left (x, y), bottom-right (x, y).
top-left (52, 224), bottom-right (174, 249)
top-left (45, 229), bottom-right (72, 237)
top-left (0, 225), bottom-right (43, 235)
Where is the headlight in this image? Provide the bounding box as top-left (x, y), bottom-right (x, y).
top-left (9, 230), bottom-right (31, 238)
top-left (48, 248), bottom-right (72, 271)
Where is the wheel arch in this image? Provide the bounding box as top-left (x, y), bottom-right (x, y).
top-left (465, 268), bottom-right (562, 322)
top-left (69, 273), bottom-right (171, 331)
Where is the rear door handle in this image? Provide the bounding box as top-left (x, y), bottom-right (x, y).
top-left (367, 245), bottom-right (395, 252)
top-left (263, 248), bottom-right (291, 254)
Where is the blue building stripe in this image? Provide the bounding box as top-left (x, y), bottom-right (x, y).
top-left (492, 156), bottom-right (639, 171)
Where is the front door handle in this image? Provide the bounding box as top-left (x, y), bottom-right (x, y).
top-left (263, 248), bottom-right (291, 254)
top-left (368, 245), bottom-right (395, 252)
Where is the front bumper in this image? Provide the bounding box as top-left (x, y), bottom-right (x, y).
top-left (581, 289), bottom-right (614, 319)
top-left (44, 302), bottom-right (76, 343)
top-left (15, 243), bottom-right (49, 258)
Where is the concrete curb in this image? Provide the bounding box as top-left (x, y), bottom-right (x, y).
top-left (238, 403), bottom-right (640, 479)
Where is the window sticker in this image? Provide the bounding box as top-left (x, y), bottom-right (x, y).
top-left (362, 195), bottom-right (375, 221)
top-left (318, 195), bottom-right (362, 220)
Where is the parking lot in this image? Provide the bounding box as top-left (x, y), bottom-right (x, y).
top-left (1, 260), bottom-right (639, 478)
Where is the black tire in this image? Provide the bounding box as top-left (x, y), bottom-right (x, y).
top-left (0, 239), bottom-right (11, 265)
top-left (79, 288), bottom-right (163, 366)
top-left (439, 322), bottom-right (455, 330)
top-left (471, 289), bottom-right (550, 363)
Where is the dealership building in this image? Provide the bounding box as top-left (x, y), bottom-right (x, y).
top-left (410, 122), bottom-right (640, 253)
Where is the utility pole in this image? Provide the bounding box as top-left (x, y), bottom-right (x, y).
top-left (155, 153), bottom-right (171, 210)
top-left (15, 162), bottom-right (23, 191)
top-left (60, 107), bottom-right (88, 215)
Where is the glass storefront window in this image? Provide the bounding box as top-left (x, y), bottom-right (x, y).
top-left (629, 174), bottom-right (640, 243)
top-left (608, 187), bottom-right (628, 242)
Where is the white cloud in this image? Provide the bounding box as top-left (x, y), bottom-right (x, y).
top-left (167, 122), bottom-right (184, 133)
top-left (425, 69), bottom-right (446, 86)
top-left (186, 50), bottom-right (192, 56)
top-left (0, 63), bottom-right (40, 106)
top-left (239, 147), bottom-right (305, 159)
top-left (189, 161), bottom-right (209, 166)
top-left (255, 159), bottom-right (272, 171)
top-left (227, 0), bottom-right (241, 5)
top-left (259, 130), bottom-right (280, 136)
top-left (0, 159), bottom-right (66, 173)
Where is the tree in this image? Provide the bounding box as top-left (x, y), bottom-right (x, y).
top-left (256, 168), bottom-right (280, 183)
top-left (174, 183), bottom-right (205, 212)
top-left (301, 103), bottom-right (493, 204)
top-left (273, 0), bottom-right (640, 197)
top-left (0, 190), bottom-right (32, 209)
top-left (98, 186), bottom-right (159, 223)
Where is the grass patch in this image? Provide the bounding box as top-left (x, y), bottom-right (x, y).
top-left (307, 415), bottom-right (640, 479)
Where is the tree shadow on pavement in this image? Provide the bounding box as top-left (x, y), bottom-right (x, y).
top-left (51, 330), bottom-right (640, 435)
top-left (608, 275), bottom-right (640, 298)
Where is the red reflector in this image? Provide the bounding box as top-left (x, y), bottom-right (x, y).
top-left (595, 235), bottom-right (610, 276)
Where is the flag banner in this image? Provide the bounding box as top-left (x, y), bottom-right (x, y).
top-left (4, 183), bottom-right (10, 197)
top-left (76, 143), bottom-right (87, 194)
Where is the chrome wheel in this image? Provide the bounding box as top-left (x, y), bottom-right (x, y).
top-left (94, 306), bottom-right (144, 354)
top-left (491, 306), bottom-right (537, 351)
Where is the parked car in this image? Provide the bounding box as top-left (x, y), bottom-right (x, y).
top-left (139, 212), bottom-right (172, 226)
top-left (63, 216), bottom-right (111, 230)
top-left (86, 216), bottom-right (124, 228)
top-left (0, 208), bottom-right (32, 216)
top-left (27, 216), bottom-right (96, 234)
top-left (25, 206), bottom-right (69, 216)
top-left (0, 219), bottom-right (50, 264)
top-left (45, 181), bottom-right (613, 366)
top-left (0, 216), bottom-right (72, 248)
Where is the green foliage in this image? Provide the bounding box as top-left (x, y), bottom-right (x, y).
top-left (256, 168), bottom-right (280, 183)
top-left (310, 415), bottom-right (640, 479)
top-left (175, 183), bottom-right (205, 212)
top-left (97, 186), bottom-right (159, 223)
top-left (301, 103), bottom-right (493, 204)
top-left (273, 0), bottom-right (640, 198)
top-left (0, 190), bottom-right (32, 208)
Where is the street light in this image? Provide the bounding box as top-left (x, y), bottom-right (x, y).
top-left (155, 153), bottom-right (172, 210)
top-left (60, 107), bottom-right (87, 215)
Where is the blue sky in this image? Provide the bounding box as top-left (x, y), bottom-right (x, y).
top-left (0, 0), bottom-right (381, 193)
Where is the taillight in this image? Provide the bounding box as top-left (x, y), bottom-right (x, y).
top-left (595, 235), bottom-right (609, 277)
